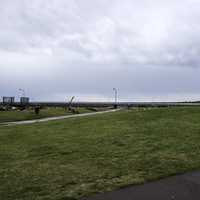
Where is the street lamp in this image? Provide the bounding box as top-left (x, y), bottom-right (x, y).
top-left (113, 88), bottom-right (117, 108)
top-left (19, 88), bottom-right (25, 97)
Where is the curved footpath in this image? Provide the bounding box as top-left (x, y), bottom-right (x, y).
top-left (83, 171), bottom-right (200, 200)
top-left (0, 109), bottom-right (121, 126)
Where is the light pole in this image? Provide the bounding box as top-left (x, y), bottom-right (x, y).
top-left (19, 88), bottom-right (25, 97)
top-left (113, 88), bottom-right (117, 108)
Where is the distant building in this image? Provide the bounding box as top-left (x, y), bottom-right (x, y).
top-left (3, 97), bottom-right (15, 104)
top-left (20, 97), bottom-right (29, 104)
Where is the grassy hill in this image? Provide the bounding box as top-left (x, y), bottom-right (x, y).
top-left (1, 107), bottom-right (200, 199)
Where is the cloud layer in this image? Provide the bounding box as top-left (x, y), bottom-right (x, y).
top-left (1, 0), bottom-right (200, 101)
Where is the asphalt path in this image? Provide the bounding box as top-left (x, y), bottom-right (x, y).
top-left (83, 171), bottom-right (200, 200)
top-left (0, 109), bottom-right (121, 126)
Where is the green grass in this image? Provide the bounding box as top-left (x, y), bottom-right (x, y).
top-left (1, 107), bottom-right (200, 199)
top-left (0, 107), bottom-right (92, 123)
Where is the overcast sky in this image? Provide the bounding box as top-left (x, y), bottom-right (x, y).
top-left (1, 0), bottom-right (200, 102)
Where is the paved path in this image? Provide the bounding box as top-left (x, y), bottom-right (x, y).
top-left (1, 109), bottom-right (121, 126)
top-left (83, 171), bottom-right (200, 200)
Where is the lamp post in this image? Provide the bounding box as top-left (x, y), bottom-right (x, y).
top-left (113, 88), bottom-right (117, 108)
top-left (19, 88), bottom-right (25, 97)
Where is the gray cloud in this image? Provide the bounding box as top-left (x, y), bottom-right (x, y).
top-left (1, 0), bottom-right (200, 101)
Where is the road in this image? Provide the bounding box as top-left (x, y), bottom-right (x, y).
top-left (83, 171), bottom-right (200, 200)
top-left (0, 109), bottom-right (121, 126)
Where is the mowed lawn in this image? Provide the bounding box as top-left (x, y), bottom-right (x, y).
top-left (1, 107), bottom-right (200, 199)
top-left (0, 107), bottom-right (92, 123)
